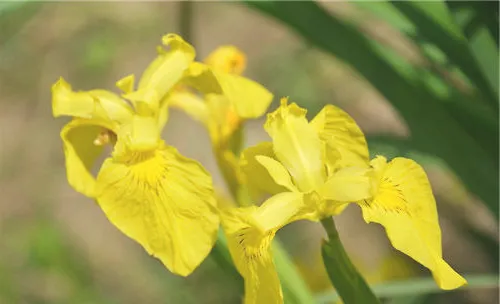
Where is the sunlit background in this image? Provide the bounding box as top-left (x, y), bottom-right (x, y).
top-left (0, 2), bottom-right (498, 304)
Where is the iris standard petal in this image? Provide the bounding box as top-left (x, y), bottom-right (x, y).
top-left (240, 142), bottom-right (288, 199)
top-left (125, 34), bottom-right (196, 114)
top-left (310, 105), bottom-right (369, 168)
top-left (95, 143), bottom-right (219, 276)
top-left (359, 156), bottom-right (466, 290)
top-left (264, 98), bottom-right (325, 193)
top-left (52, 77), bottom-right (133, 131)
top-left (184, 62), bottom-right (273, 119)
top-left (61, 119), bottom-right (107, 197)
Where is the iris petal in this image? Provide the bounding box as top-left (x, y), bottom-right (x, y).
top-left (204, 45), bottom-right (247, 75)
top-left (359, 156), bottom-right (466, 290)
top-left (255, 155), bottom-right (297, 192)
top-left (184, 62), bottom-right (273, 119)
top-left (221, 192), bottom-right (303, 304)
top-left (95, 143), bottom-right (219, 276)
top-left (265, 98), bottom-right (325, 193)
top-left (240, 142), bottom-right (288, 200)
top-left (60, 119), bottom-right (106, 197)
top-left (52, 77), bottom-right (133, 132)
top-left (320, 167), bottom-right (372, 202)
top-left (125, 34), bottom-right (196, 115)
top-left (310, 105), bottom-right (369, 168)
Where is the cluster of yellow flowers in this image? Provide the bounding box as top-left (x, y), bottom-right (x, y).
top-left (51, 34), bottom-right (466, 303)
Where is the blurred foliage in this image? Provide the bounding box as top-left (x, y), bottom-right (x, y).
top-left (316, 274), bottom-right (499, 304)
top-left (246, 0), bottom-right (499, 217)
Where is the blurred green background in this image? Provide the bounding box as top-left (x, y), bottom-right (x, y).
top-left (0, 1), bottom-right (498, 303)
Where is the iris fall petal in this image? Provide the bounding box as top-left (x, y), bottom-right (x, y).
top-left (95, 143), bottom-right (219, 276)
top-left (359, 156), bottom-right (467, 290)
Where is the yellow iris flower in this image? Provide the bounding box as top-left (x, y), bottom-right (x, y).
top-left (51, 34), bottom-right (220, 277)
top-left (167, 46), bottom-right (273, 197)
top-left (168, 46), bottom-right (273, 147)
top-left (234, 98), bottom-right (465, 303)
top-left (221, 192), bottom-right (304, 304)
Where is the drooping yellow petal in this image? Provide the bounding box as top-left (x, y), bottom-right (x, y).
top-left (184, 62), bottom-right (273, 119)
top-left (214, 71), bottom-right (273, 119)
top-left (320, 166), bottom-right (373, 202)
top-left (125, 34), bottom-right (196, 114)
top-left (221, 192), bottom-right (303, 304)
top-left (95, 143), bottom-right (219, 276)
top-left (310, 105), bottom-right (369, 168)
top-left (265, 98), bottom-right (325, 193)
top-left (52, 77), bottom-right (133, 131)
top-left (60, 119), bottom-right (106, 197)
top-left (224, 217), bottom-right (282, 304)
top-left (359, 156), bottom-right (466, 290)
top-left (240, 142), bottom-right (288, 200)
top-left (204, 45), bottom-right (247, 75)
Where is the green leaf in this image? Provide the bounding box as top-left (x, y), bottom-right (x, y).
top-left (354, 1), bottom-right (498, 164)
top-left (273, 242), bottom-right (317, 304)
top-left (321, 217), bottom-right (380, 304)
top-left (315, 274), bottom-right (499, 303)
top-left (391, 1), bottom-right (498, 107)
top-left (0, 1), bottom-right (30, 15)
top-left (0, 2), bottom-right (41, 49)
top-left (445, 1), bottom-right (499, 104)
top-left (245, 1), bottom-right (499, 216)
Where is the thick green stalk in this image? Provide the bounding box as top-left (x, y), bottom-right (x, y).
top-left (179, 1), bottom-right (193, 42)
top-left (321, 216), bottom-right (380, 304)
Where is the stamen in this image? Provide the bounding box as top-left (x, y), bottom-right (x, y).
top-left (93, 129), bottom-right (115, 146)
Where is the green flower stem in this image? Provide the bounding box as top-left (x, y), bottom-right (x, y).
top-left (321, 216), bottom-right (380, 304)
top-left (179, 1), bottom-right (193, 43)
